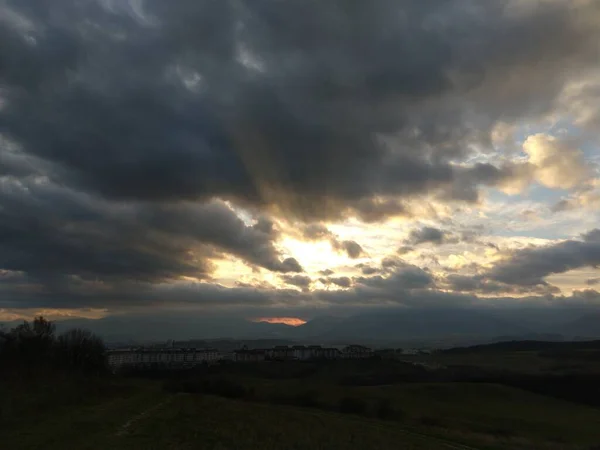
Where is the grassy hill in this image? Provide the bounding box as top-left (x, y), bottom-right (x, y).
top-left (1, 381), bottom-right (465, 450)
top-left (3, 372), bottom-right (600, 450)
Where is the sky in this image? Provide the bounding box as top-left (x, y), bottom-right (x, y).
top-left (1, 0), bottom-right (600, 325)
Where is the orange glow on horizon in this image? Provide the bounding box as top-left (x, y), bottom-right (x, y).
top-left (253, 317), bottom-right (307, 327)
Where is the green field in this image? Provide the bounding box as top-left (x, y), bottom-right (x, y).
top-left (0, 382), bottom-right (467, 450)
top-left (223, 377), bottom-right (600, 449)
top-left (3, 373), bottom-right (600, 450)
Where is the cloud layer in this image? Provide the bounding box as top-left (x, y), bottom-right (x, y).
top-left (0, 0), bottom-right (599, 319)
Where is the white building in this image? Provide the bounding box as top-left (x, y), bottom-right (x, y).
top-left (107, 347), bottom-right (220, 371)
top-left (341, 345), bottom-right (374, 359)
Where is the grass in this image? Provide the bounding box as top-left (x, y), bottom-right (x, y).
top-left (0, 377), bottom-right (165, 450)
top-left (222, 376), bottom-right (600, 449)
top-left (359, 383), bottom-right (600, 447)
top-left (109, 394), bottom-right (454, 450)
top-left (1, 385), bottom-right (463, 450)
top-left (4, 367), bottom-right (600, 449)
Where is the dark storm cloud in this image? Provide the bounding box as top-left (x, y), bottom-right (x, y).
top-left (356, 262), bottom-right (434, 290)
top-left (1, 0), bottom-right (598, 221)
top-left (486, 229), bottom-right (600, 286)
top-left (445, 274), bottom-right (560, 296)
top-left (1, 260), bottom-right (598, 314)
top-left (0, 179), bottom-right (302, 285)
top-left (1, 0), bottom-right (600, 313)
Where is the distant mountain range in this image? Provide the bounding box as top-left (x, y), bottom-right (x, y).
top-left (2, 308), bottom-right (599, 347)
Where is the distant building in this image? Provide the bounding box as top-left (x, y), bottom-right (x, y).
top-left (375, 348), bottom-right (402, 360)
top-left (220, 351), bottom-right (235, 361)
top-left (107, 343), bottom-right (376, 369)
top-left (233, 348), bottom-right (266, 362)
top-left (268, 345), bottom-right (295, 361)
top-left (402, 348), bottom-right (432, 355)
top-left (341, 345), bottom-right (374, 359)
top-left (292, 345), bottom-right (313, 360)
top-left (107, 347), bottom-right (220, 371)
top-left (266, 345), bottom-right (341, 361)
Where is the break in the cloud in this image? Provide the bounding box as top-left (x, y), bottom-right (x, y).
top-left (1, 0), bottom-right (600, 323)
top-left (301, 224), bottom-right (365, 259)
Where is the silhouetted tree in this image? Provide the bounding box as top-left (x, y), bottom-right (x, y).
top-left (5, 317), bottom-right (55, 363)
top-left (55, 328), bottom-right (107, 374)
top-left (1, 317), bottom-right (108, 377)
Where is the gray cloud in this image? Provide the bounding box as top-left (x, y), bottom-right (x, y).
top-left (301, 224), bottom-right (364, 259)
top-left (281, 274), bottom-right (312, 292)
top-left (407, 226), bottom-right (446, 245)
top-left (486, 229), bottom-right (600, 286)
top-left (1, 0), bottom-right (598, 222)
top-left (302, 224), bottom-right (332, 241)
top-left (1, 255), bottom-right (599, 316)
top-left (356, 264), bottom-right (379, 276)
top-left (445, 274), bottom-right (560, 296)
top-left (319, 269), bottom-right (335, 276)
top-left (330, 277), bottom-right (352, 288)
top-left (1, 0), bottom-right (600, 314)
top-left (405, 224), bottom-right (483, 246)
top-left (356, 262), bottom-right (434, 291)
top-left (332, 240), bottom-right (365, 259)
top-left (0, 179), bottom-right (302, 288)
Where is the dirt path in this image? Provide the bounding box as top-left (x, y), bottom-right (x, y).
top-left (116, 396), bottom-right (175, 437)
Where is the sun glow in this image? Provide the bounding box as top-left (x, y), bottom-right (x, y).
top-left (252, 317), bottom-right (307, 327)
top-left (278, 237), bottom-right (356, 272)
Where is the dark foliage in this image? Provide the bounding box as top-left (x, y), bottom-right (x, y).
top-left (54, 328), bottom-right (107, 374)
top-left (0, 317), bottom-right (107, 377)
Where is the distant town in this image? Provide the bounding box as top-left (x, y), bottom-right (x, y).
top-left (107, 344), bottom-right (433, 371)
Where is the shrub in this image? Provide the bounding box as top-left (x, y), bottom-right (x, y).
top-left (339, 397), bottom-right (367, 415)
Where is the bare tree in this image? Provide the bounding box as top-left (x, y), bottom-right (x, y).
top-left (55, 328), bottom-right (107, 373)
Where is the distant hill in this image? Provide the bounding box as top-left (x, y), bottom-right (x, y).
top-left (559, 313), bottom-right (600, 339)
top-left (4, 307), bottom-right (600, 346)
top-left (303, 309), bottom-right (530, 342)
top-left (442, 339), bottom-right (600, 354)
top-left (173, 338), bottom-right (296, 351)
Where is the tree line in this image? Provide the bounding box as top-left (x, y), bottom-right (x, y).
top-left (0, 316), bottom-right (107, 377)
